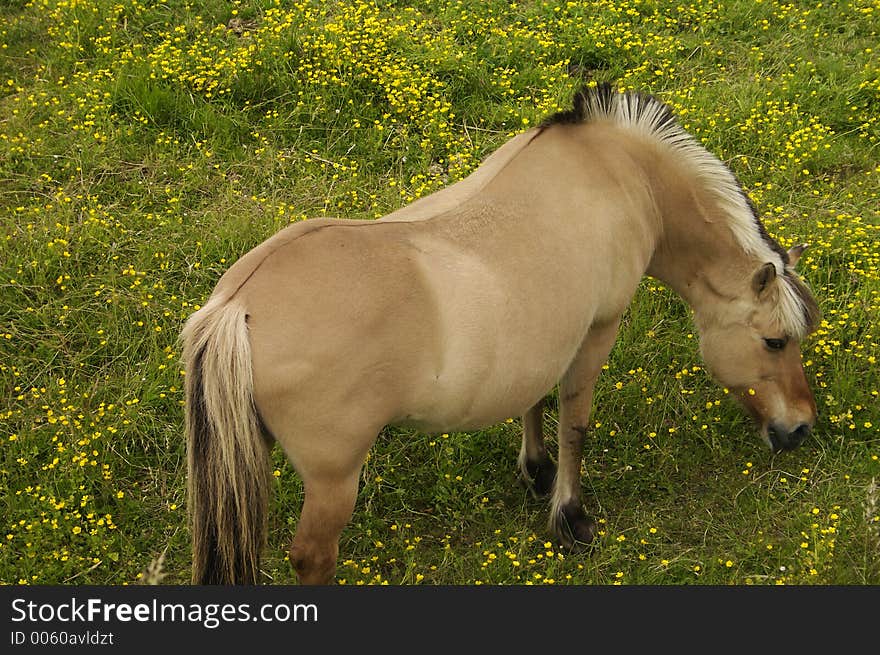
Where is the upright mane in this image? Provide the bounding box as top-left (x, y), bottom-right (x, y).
top-left (541, 83), bottom-right (819, 339)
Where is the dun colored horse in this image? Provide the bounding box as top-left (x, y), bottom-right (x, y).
top-left (182, 84), bottom-right (820, 585)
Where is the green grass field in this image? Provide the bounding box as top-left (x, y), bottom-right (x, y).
top-left (2, 0), bottom-right (878, 585)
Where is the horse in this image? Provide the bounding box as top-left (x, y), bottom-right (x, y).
top-left (182, 84), bottom-right (820, 585)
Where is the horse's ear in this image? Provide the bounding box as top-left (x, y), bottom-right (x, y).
top-left (787, 243), bottom-right (808, 268)
top-left (752, 262), bottom-right (777, 297)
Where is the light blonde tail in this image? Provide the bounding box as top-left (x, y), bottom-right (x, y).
top-left (182, 298), bottom-right (270, 585)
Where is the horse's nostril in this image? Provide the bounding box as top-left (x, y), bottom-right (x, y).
top-left (791, 423), bottom-right (811, 443)
top-left (768, 423), bottom-right (812, 452)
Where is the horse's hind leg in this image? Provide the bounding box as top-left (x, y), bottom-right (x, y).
top-left (551, 318), bottom-right (620, 550)
top-left (274, 423), bottom-right (377, 585)
top-left (289, 469), bottom-right (361, 585)
top-left (518, 397), bottom-right (556, 496)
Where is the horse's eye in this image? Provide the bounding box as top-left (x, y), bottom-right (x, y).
top-left (763, 337), bottom-right (787, 351)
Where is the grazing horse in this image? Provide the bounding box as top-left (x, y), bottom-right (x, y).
top-left (182, 84), bottom-right (820, 585)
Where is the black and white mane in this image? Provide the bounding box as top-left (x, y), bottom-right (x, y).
top-left (541, 83), bottom-right (819, 338)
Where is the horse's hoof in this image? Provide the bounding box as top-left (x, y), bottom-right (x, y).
top-left (520, 454), bottom-right (556, 497)
top-left (554, 503), bottom-right (598, 551)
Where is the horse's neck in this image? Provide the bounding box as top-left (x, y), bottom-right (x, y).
top-left (645, 167), bottom-right (752, 313)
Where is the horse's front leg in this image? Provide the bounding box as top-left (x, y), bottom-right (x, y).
top-left (550, 318), bottom-right (621, 550)
top-left (518, 397), bottom-right (556, 496)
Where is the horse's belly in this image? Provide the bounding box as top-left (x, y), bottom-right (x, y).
top-left (392, 343), bottom-right (575, 433)
top-left (393, 391), bottom-right (544, 434)
top-left (393, 245), bottom-right (592, 432)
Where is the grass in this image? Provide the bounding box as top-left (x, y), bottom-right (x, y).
top-left (1, 0), bottom-right (878, 586)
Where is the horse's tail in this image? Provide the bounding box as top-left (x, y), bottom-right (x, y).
top-left (182, 297), bottom-right (270, 585)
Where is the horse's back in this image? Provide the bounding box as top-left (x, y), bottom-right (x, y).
top-left (379, 129), bottom-right (539, 223)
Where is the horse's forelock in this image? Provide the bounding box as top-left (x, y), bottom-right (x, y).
top-left (782, 272), bottom-right (821, 338)
top-left (759, 270), bottom-right (818, 342)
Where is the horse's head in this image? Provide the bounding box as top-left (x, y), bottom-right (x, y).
top-left (697, 245), bottom-right (820, 452)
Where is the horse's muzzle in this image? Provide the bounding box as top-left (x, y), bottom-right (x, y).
top-left (768, 423), bottom-right (812, 452)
